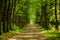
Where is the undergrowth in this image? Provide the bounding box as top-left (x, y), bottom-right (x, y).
top-left (0, 25), bottom-right (60, 40)
top-left (40, 28), bottom-right (60, 40)
top-left (0, 31), bottom-right (18, 40)
top-left (0, 24), bottom-right (24, 40)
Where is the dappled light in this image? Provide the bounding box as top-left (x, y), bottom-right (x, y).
top-left (0, 0), bottom-right (60, 40)
top-left (9, 39), bottom-right (16, 40)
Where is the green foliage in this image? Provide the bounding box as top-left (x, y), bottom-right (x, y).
top-left (11, 24), bottom-right (19, 32)
top-left (19, 28), bottom-right (24, 32)
top-left (0, 31), bottom-right (19, 40)
top-left (0, 0), bottom-right (60, 40)
top-left (11, 24), bottom-right (24, 32)
top-left (40, 29), bottom-right (60, 40)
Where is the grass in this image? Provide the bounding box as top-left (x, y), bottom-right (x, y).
top-left (0, 24), bottom-right (24, 40)
top-left (0, 31), bottom-right (19, 40)
top-left (40, 28), bottom-right (60, 40)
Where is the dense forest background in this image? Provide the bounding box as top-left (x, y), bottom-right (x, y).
top-left (0, 0), bottom-right (60, 40)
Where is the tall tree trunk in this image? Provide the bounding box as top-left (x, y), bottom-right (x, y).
top-left (55, 0), bottom-right (58, 30)
top-left (41, 1), bottom-right (49, 29)
top-left (0, 10), bottom-right (1, 34)
top-left (44, 2), bottom-right (49, 29)
top-left (2, 0), bottom-right (8, 32)
top-left (12, 0), bottom-right (16, 24)
top-left (7, 0), bottom-right (13, 31)
top-left (0, 0), bottom-right (2, 34)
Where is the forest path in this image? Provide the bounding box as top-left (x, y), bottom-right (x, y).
top-left (7, 32), bottom-right (51, 40)
top-left (6, 24), bottom-right (51, 40)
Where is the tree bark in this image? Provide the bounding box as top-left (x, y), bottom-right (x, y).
top-left (55, 0), bottom-right (58, 30)
top-left (0, 0), bottom-right (2, 34)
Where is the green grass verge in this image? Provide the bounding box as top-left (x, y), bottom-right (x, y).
top-left (40, 29), bottom-right (60, 40)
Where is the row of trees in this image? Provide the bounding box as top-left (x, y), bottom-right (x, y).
top-left (36, 0), bottom-right (60, 30)
top-left (0, 0), bottom-right (60, 35)
top-left (0, 0), bottom-right (29, 35)
top-left (0, 0), bottom-right (14, 34)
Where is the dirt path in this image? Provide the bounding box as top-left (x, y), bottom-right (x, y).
top-left (7, 32), bottom-right (51, 40)
top-left (6, 24), bottom-right (52, 40)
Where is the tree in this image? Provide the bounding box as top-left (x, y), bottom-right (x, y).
top-left (55, 0), bottom-right (58, 30)
top-left (2, 0), bottom-right (8, 33)
top-left (0, 0), bottom-right (2, 34)
top-left (7, 0), bottom-right (13, 30)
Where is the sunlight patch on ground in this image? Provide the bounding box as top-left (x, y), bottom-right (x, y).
top-left (9, 38), bottom-right (16, 40)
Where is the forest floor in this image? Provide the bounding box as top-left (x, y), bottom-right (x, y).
top-left (1, 24), bottom-right (60, 40)
top-left (3, 29), bottom-right (60, 40)
top-left (6, 32), bottom-right (51, 40)
top-left (5, 24), bottom-right (51, 40)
